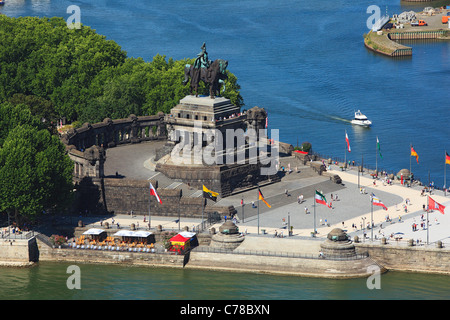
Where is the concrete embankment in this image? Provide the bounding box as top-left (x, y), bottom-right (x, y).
top-left (356, 242), bottom-right (450, 275)
top-left (364, 31), bottom-right (412, 57)
top-left (1, 235), bottom-right (449, 278)
top-left (363, 9), bottom-right (450, 57)
top-left (185, 249), bottom-right (381, 279)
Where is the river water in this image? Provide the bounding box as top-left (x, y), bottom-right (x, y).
top-left (0, 262), bottom-right (449, 300)
top-left (2, 0), bottom-right (450, 185)
top-left (1, 0), bottom-right (449, 300)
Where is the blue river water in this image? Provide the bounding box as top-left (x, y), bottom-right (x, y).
top-left (0, 262), bottom-right (449, 300)
top-left (2, 0), bottom-right (450, 186)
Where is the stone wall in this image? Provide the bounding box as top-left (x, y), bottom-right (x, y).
top-left (62, 114), bottom-right (167, 151)
top-left (37, 243), bottom-right (186, 268)
top-left (0, 237), bottom-right (38, 266)
top-left (102, 178), bottom-right (235, 218)
top-left (186, 250), bottom-right (382, 279)
top-left (355, 243), bottom-right (450, 275)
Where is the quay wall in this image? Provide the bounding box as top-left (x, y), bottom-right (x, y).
top-left (364, 30), bottom-right (448, 57)
top-left (0, 237), bottom-right (38, 267)
top-left (3, 237), bottom-right (450, 277)
top-left (355, 243), bottom-right (450, 275)
top-left (37, 240), bottom-right (186, 268)
top-left (185, 250), bottom-right (384, 279)
top-left (388, 30), bottom-right (447, 41)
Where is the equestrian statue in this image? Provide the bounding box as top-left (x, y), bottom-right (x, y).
top-left (182, 42), bottom-right (228, 99)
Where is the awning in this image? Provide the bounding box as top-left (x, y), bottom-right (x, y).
top-left (133, 231), bottom-right (152, 237)
top-left (113, 230), bottom-right (136, 237)
top-left (178, 231), bottom-right (196, 239)
top-left (169, 234), bottom-right (189, 243)
top-left (113, 230), bottom-right (152, 237)
top-left (83, 228), bottom-right (106, 235)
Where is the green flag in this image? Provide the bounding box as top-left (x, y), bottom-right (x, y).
top-left (377, 137), bottom-right (382, 159)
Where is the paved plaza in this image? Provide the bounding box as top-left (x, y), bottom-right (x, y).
top-left (94, 143), bottom-right (450, 249)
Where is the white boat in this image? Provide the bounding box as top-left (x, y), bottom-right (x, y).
top-left (351, 110), bottom-right (372, 127)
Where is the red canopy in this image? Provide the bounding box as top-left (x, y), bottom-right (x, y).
top-left (169, 234), bottom-right (189, 243)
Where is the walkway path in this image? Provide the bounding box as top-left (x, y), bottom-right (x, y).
top-left (98, 142), bottom-right (450, 247)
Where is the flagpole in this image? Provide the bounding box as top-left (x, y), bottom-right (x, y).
top-left (257, 197), bottom-right (260, 235)
top-left (371, 195), bottom-right (373, 242)
top-left (313, 190), bottom-right (316, 236)
top-left (445, 150), bottom-right (447, 196)
top-left (427, 195), bottom-right (429, 245)
top-left (409, 143), bottom-right (412, 187)
top-left (148, 182), bottom-right (151, 230)
top-left (202, 198), bottom-right (205, 232)
top-left (344, 130), bottom-right (347, 171)
top-left (375, 137), bottom-right (378, 176)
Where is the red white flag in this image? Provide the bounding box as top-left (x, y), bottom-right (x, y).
top-left (149, 182), bottom-right (162, 204)
top-left (371, 193), bottom-right (387, 210)
top-left (345, 131), bottom-right (351, 152)
top-left (315, 190), bottom-right (331, 208)
top-left (265, 117), bottom-right (268, 129)
top-left (428, 196), bottom-right (445, 214)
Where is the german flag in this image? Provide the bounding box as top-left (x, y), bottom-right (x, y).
top-left (446, 152), bottom-right (450, 165)
top-left (258, 188), bottom-right (271, 208)
top-left (411, 146), bottom-right (419, 164)
top-left (203, 185), bottom-right (218, 202)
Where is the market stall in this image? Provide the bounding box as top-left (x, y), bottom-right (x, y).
top-left (82, 228), bottom-right (107, 241)
top-left (168, 233), bottom-right (190, 253)
top-left (168, 232), bottom-right (198, 253)
top-left (113, 230), bottom-right (154, 245)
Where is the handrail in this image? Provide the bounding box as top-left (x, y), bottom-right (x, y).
top-left (192, 246), bottom-right (369, 261)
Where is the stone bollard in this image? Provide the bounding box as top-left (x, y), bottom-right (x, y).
top-left (436, 240), bottom-right (443, 248)
top-left (354, 235), bottom-right (359, 243)
top-left (78, 220), bottom-right (84, 227)
top-left (210, 227), bottom-right (216, 235)
top-left (183, 226), bottom-right (189, 232)
top-left (328, 158), bottom-right (332, 165)
top-left (130, 223), bottom-right (136, 230)
top-left (381, 237), bottom-right (387, 245)
top-left (157, 225), bottom-right (163, 232)
top-left (407, 239), bottom-right (414, 247)
top-left (104, 222), bottom-right (109, 229)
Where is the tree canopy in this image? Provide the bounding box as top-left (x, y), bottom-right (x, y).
top-left (0, 15), bottom-right (244, 124)
top-left (0, 123), bottom-right (74, 222)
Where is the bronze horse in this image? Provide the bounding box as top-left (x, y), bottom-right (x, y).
top-left (183, 59), bottom-right (228, 98)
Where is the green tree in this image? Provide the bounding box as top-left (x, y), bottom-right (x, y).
top-left (0, 125), bottom-right (74, 224)
top-left (7, 93), bottom-right (57, 124)
top-left (0, 102), bottom-right (43, 146)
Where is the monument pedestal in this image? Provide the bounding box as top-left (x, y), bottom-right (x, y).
top-left (156, 95), bottom-right (279, 198)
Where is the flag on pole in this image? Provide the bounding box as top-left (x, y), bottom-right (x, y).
top-left (428, 196), bottom-right (445, 214)
top-left (345, 131), bottom-right (351, 152)
top-left (203, 185), bottom-right (219, 202)
top-left (149, 182), bottom-right (162, 204)
top-left (371, 193), bottom-right (388, 210)
top-left (265, 116), bottom-right (268, 129)
top-left (258, 188), bottom-right (271, 208)
top-left (446, 152), bottom-right (450, 165)
top-left (315, 190), bottom-right (331, 208)
top-left (411, 146), bottom-right (419, 164)
top-left (377, 137), bottom-right (382, 159)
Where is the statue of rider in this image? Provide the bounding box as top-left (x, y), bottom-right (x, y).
top-left (194, 42), bottom-right (211, 69)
